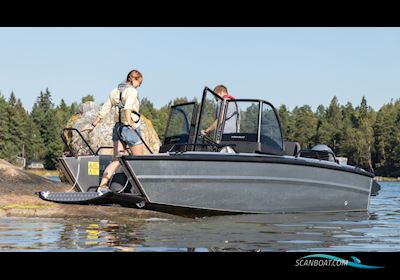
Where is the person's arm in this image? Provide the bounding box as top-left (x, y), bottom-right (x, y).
top-left (201, 119), bottom-right (217, 135)
top-left (123, 108), bottom-right (134, 127)
top-left (81, 115), bottom-right (101, 133)
top-left (81, 93), bottom-right (113, 133)
top-left (201, 104), bottom-right (226, 135)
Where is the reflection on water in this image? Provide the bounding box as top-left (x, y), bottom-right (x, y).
top-left (0, 182), bottom-right (399, 251)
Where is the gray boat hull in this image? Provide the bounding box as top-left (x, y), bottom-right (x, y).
top-left (120, 153), bottom-right (373, 214)
top-left (58, 156), bottom-right (102, 192)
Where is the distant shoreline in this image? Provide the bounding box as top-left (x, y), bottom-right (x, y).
top-left (374, 176), bottom-right (400, 182)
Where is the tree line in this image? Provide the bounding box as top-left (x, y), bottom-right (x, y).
top-left (0, 89), bottom-right (399, 177)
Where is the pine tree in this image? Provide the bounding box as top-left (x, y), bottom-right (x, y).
top-left (25, 117), bottom-right (45, 161)
top-left (373, 100), bottom-right (400, 176)
top-left (291, 105), bottom-right (318, 149)
top-left (42, 108), bottom-right (64, 169)
top-left (29, 88), bottom-right (65, 169)
top-left (69, 102), bottom-right (78, 115)
top-left (315, 97), bottom-right (343, 153)
top-left (348, 96), bottom-right (375, 171)
top-left (7, 94), bottom-right (28, 158)
top-left (278, 105), bottom-right (292, 140)
top-left (0, 93), bottom-right (12, 160)
top-left (140, 97), bottom-right (157, 120)
top-left (56, 99), bottom-right (72, 127)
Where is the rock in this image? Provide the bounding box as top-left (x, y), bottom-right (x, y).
top-left (0, 159), bottom-right (69, 195)
top-left (64, 101), bottom-right (161, 156)
top-left (0, 160), bottom-right (178, 219)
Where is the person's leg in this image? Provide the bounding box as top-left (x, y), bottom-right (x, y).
top-left (123, 125), bottom-right (144, 156)
top-left (128, 143), bottom-right (144, 155)
top-left (98, 140), bottom-right (125, 189)
top-left (99, 161), bottom-right (120, 188)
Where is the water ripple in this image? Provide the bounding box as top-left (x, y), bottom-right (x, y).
top-left (0, 182), bottom-right (399, 251)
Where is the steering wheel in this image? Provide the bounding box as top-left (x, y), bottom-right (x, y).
top-left (198, 133), bottom-right (219, 147)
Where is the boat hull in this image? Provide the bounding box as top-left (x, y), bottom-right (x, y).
top-left (120, 154), bottom-right (373, 214)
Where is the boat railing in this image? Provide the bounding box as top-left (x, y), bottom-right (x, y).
top-left (61, 128), bottom-right (113, 157)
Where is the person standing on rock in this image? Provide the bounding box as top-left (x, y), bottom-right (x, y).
top-left (82, 69), bottom-right (144, 193)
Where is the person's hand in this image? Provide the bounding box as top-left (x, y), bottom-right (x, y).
top-left (200, 129), bottom-right (208, 136)
top-left (81, 124), bottom-right (96, 133)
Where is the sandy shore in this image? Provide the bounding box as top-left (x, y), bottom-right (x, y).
top-left (0, 159), bottom-right (175, 219)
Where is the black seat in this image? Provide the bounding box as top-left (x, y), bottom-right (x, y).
top-left (284, 141), bottom-right (301, 156)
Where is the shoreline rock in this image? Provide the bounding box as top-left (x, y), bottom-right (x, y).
top-left (0, 159), bottom-right (175, 220)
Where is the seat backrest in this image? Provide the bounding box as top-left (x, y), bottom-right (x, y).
top-left (298, 149), bottom-right (336, 162)
top-left (284, 141), bottom-right (301, 156)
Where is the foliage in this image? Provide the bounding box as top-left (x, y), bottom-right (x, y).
top-left (0, 89), bottom-right (399, 176)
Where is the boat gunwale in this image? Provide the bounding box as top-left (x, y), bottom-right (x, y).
top-left (120, 152), bottom-right (375, 178)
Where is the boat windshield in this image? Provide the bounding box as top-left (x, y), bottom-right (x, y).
top-left (163, 87), bottom-right (284, 154)
top-left (196, 88), bottom-right (224, 142)
top-left (220, 99), bottom-right (284, 152)
top-left (260, 101), bottom-right (283, 150)
top-left (163, 102), bottom-right (197, 147)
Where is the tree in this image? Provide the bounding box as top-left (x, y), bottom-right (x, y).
top-left (42, 108), bottom-right (64, 169)
top-left (81, 95), bottom-right (95, 103)
top-left (290, 105), bottom-right (318, 149)
top-left (373, 100), bottom-right (400, 176)
top-left (315, 97), bottom-right (343, 153)
top-left (278, 105), bottom-right (293, 140)
top-left (29, 89), bottom-right (65, 169)
top-left (140, 97), bottom-right (157, 120)
top-left (0, 93), bottom-right (12, 160)
top-left (8, 95), bottom-right (29, 155)
top-left (69, 102), bottom-right (78, 115)
top-left (56, 99), bottom-right (73, 127)
top-left (344, 96), bottom-right (375, 171)
top-left (24, 117), bottom-right (44, 161)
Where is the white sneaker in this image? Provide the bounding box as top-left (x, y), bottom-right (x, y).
top-left (97, 186), bottom-right (110, 195)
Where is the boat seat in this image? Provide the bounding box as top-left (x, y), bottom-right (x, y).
top-left (284, 141), bottom-right (301, 156)
top-left (298, 149), bottom-right (337, 162)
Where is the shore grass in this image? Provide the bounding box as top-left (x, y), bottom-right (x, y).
top-left (1, 203), bottom-right (56, 210)
top-left (374, 176), bottom-right (400, 182)
top-left (25, 169), bottom-right (60, 177)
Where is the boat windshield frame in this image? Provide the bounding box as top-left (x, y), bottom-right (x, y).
top-left (161, 101), bottom-right (199, 151)
top-left (193, 87), bottom-right (285, 152)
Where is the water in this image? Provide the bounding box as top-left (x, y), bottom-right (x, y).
top-left (0, 182), bottom-right (399, 251)
top-left (47, 176), bottom-right (61, 182)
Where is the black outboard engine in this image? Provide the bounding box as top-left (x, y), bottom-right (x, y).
top-left (299, 144), bottom-right (337, 163)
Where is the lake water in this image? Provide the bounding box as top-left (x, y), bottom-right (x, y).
top-left (0, 182), bottom-right (399, 252)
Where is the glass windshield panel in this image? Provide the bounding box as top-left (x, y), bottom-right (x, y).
top-left (164, 103), bottom-right (196, 144)
top-left (225, 101), bottom-right (259, 134)
top-left (260, 102), bottom-right (283, 149)
top-left (197, 90), bottom-right (223, 141)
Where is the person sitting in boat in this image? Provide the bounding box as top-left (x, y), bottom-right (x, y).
top-left (81, 69), bottom-right (144, 193)
top-left (200, 85), bottom-right (240, 136)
